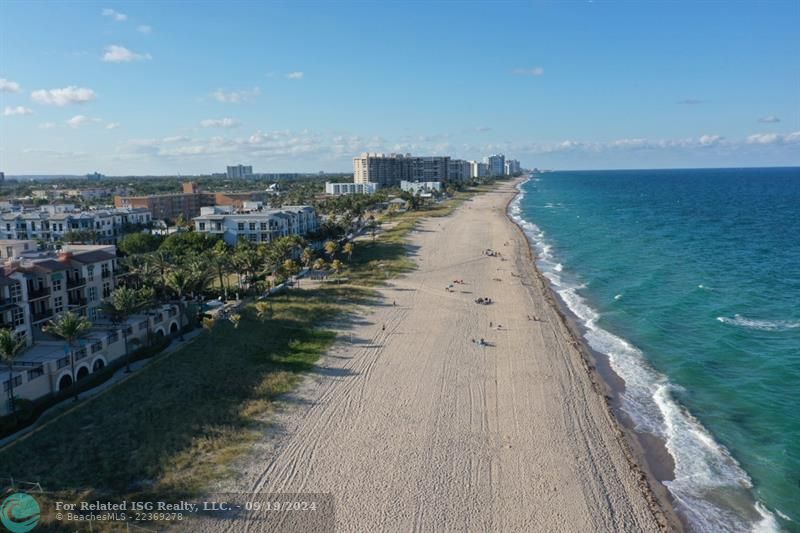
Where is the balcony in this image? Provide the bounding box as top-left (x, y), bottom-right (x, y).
top-left (28, 286), bottom-right (51, 300)
top-left (67, 277), bottom-right (87, 288)
top-left (31, 308), bottom-right (54, 323)
top-left (68, 297), bottom-right (87, 307)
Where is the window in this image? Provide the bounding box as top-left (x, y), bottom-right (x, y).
top-left (57, 357), bottom-right (69, 369)
top-left (199, 222), bottom-right (206, 230)
top-left (12, 307), bottom-right (24, 327)
top-left (87, 265), bottom-right (95, 281)
top-left (260, 222), bottom-right (267, 230)
top-left (249, 222), bottom-right (256, 231)
top-left (88, 286), bottom-right (98, 302)
top-left (248, 234), bottom-right (257, 241)
top-left (27, 366), bottom-right (44, 380)
top-left (103, 282), bottom-right (111, 298)
top-left (9, 283), bottom-right (21, 303)
top-left (54, 296), bottom-right (64, 313)
top-left (91, 340), bottom-right (103, 353)
top-left (52, 278), bottom-right (62, 292)
top-left (237, 222), bottom-right (245, 231)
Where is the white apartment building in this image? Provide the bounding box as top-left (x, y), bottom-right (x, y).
top-left (0, 207), bottom-right (152, 244)
top-left (505, 159), bottom-right (522, 175)
top-left (400, 181), bottom-right (443, 194)
top-left (0, 240), bottom-right (37, 261)
top-left (193, 205), bottom-right (318, 245)
top-left (325, 182), bottom-right (379, 195)
top-left (469, 161), bottom-right (490, 178)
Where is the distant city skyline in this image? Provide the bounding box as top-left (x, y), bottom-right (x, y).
top-left (1, 1), bottom-right (798, 174)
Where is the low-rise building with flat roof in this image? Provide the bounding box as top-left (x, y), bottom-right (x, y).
top-left (325, 182), bottom-right (379, 195)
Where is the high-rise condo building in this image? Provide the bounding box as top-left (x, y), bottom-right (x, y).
top-left (226, 165), bottom-right (253, 179)
top-left (486, 154), bottom-right (506, 177)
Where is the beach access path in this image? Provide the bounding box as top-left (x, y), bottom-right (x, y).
top-left (202, 181), bottom-right (671, 532)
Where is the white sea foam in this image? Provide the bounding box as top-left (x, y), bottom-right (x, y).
top-left (614, 293), bottom-right (623, 300)
top-left (508, 180), bottom-right (780, 532)
top-left (717, 314), bottom-right (800, 332)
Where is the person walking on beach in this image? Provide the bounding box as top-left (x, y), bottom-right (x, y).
top-left (382, 324), bottom-right (386, 332)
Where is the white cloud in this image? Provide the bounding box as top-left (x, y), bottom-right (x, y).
top-left (39, 122), bottom-right (57, 129)
top-left (698, 134), bottom-right (723, 146)
top-left (102, 8), bottom-right (127, 21)
top-left (163, 135), bottom-right (189, 143)
top-left (512, 67), bottom-right (544, 76)
top-left (31, 86), bottom-right (96, 106)
top-left (285, 71), bottom-right (304, 80)
top-left (66, 115), bottom-right (102, 128)
top-left (0, 78), bottom-right (21, 93)
top-left (746, 133), bottom-right (780, 145)
top-left (677, 98), bottom-right (705, 105)
top-left (102, 45), bottom-right (151, 63)
top-left (3, 106), bottom-right (33, 116)
top-left (211, 87), bottom-right (260, 103)
top-left (106, 122), bottom-right (121, 129)
top-left (66, 115), bottom-right (89, 128)
top-left (137, 25), bottom-right (152, 34)
top-left (200, 118), bottom-right (240, 128)
top-left (746, 131), bottom-right (800, 145)
top-left (758, 115), bottom-right (780, 124)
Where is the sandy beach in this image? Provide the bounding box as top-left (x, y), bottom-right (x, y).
top-left (198, 180), bottom-right (675, 532)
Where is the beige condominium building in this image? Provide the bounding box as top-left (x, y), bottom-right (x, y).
top-left (353, 153), bottom-right (470, 187)
top-left (0, 243), bottom-right (182, 416)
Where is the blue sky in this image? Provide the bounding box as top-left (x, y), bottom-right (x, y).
top-left (1, 0), bottom-right (798, 175)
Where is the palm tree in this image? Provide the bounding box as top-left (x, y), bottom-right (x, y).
top-left (312, 258), bottom-right (326, 271)
top-left (211, 240), bottom-right (231, 296)
top-left (44, 311), bottom-right (92, 402)
top-left (164, 269), bottom-right (194, 341)
top-left (324, 240), bottom-right (339, 261)
top-left (301, 246), bottom-right (314, 269)
top-left (331, 259), bottom-right (344, 284)
top-left (343, 242), bottom-right (354, 263)
top-left (100, 287), bottom-right (149, 373)
top-left (0, 329), bottom-right (25, 420)
top-left (146, 250), bottom-right (173, 292)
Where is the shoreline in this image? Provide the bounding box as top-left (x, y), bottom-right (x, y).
top-left (502, 176), bottom-right (685, 531)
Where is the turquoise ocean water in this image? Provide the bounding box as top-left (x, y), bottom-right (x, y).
top-left (509, 168), bottom-right (799, 532)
